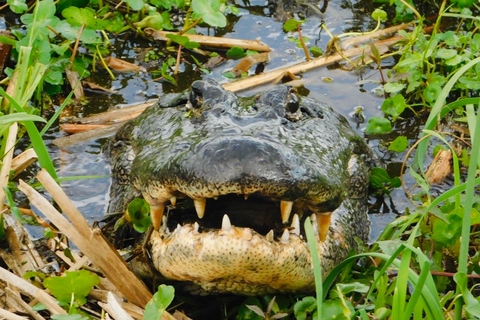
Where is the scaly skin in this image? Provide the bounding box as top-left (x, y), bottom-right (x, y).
top-left (106, 79), bottom-right (372, 295)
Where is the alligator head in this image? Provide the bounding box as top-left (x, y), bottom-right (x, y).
top-left (106, 79), bottom-right (372, 295)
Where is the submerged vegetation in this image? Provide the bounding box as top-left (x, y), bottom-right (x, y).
top-left (1, 0), bottom-right (480, 319)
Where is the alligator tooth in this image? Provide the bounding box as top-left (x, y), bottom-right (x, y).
top-left (310, 214), bottom-right (319, 236)
top-left (280, 229), bottom-right (290, 243)
top-left (160, 216), bottom-right (167, 232)
top-left (170, 196), bottom-right (177, 206)
top-left (150, 203), bottom-right (166, 230)
top-left (214, 196), bottom-right (218, 200)
top-left (280, 200), bottom-right (293, 223)
top-left (244, 194), bottom-right (250, 200)
top-left (291, 214), bottom-right (300, 236)
top-left (175, 224), bottom-right (181, 233)
top-left (266, 230), bottom-right (274, 242)
top-left (316, 212), bottom-right (332, 242)
top-left (193, 222), bottom-right (200, 234)
top-left (194, 198), bottom-right (206, 219)
top-left (222, 214), bottom-right (232, 231)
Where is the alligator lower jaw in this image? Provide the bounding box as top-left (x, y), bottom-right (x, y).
top-left (149, 222), bottom-right (319, 295)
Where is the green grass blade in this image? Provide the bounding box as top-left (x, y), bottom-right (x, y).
top-left (415, 56), bottom-right (480, 174)
top-left (454, 103), bottom-right (480, 318)
top-left (304, 217), bottom-right (322, 318)
top-left (0, 112), bottom-right (47, 125)
top-left (0, 87), bottom-right (57, 179)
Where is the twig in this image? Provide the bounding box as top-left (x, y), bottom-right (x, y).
top-left (0, 266), bottom-right (68, 315)
top-left (297, 25), bottom-right (310, 61)
top-left (19, 170), bottom-right (154, 308)
top-left (146, 29), bottom-right (271, 52)
top-left (223, 35), bottom-right (403, 92)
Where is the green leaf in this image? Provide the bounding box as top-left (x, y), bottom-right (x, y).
top-left (309, 46), bottom-right (323, 57)
top-left (62, 7), bottom-right (110, 30)
top-left (192, 0), bottom-right (226, 27)
top-left (293, 296), bottom-right (317, 320)
top-left (7, 0), bottom-right (28, 14)
top-left (383, 82), bottom-right (405, 94)
top-left (388, 136), bottom-right (408, 152)
top-left (56, 0), bottom-right (89, 13)
top-left (165, 34), bottom-right (200, 49)
top-left (237, 297), bottom-right (263, 320)
top-left (43, 270), bottom-right (100, 306)
top-left (226, 46), bottom-right (245, 59)
top-left (283, 19), bottom-right (303, 32)
top-left (431, 208), bottom-right (463, 248)
top-left (381, 94), bottom-right (406, 121)
top-left (372, 9), bottom-right (387, 21)
top-left (125, 0), bottom-right (145, 10)
top-left (55, 20), bottom-right (102, 44)
top-left (143, 285), bottom-right (175, 320)
top-left (126, 198), bottom-right (151, 233)
top-left (321, 299), bottom-right (348, 319)
top-left (458, 76), bottom-right (480, 90)
top-left (365, 117), bottom-right (392, 135)
top-left (135, 12), bottom-right (164, 30)
top-left (435, 48), bottom-right (457, 60)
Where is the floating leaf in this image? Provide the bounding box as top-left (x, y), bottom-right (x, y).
top-left (283, 19), bottom-right (303, 32)
top-left (365, 117), bottom-right (392, 135)
top-left (388, 136), bottom-right (408, 152)
top-left (226, 46), bottom-right (245, 59)
top-left (310, 46), bottom-right (323, 57)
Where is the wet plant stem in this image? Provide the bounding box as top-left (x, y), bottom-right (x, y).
top-left (180, 18), bottom-right (203, 36)
top-left (70, 23), bottom-right (85, 66)
top-left (174, 45), bottom-right (182, 74)
top-left (297, 25), bottom-right (310, 61)
top-left (96, 45), bottom-right (114, 79)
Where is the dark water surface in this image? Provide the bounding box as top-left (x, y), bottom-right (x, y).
top-left (36, 0), bottom-right (413, 240)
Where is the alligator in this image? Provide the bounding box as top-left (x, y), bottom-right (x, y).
top-left (105, 79), bottom-right (372, 295)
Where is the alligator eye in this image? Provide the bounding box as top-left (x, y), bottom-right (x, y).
top-left (285, 89), bottom-right (300, 113)
top-left (189, 81), bottom-right (204, 108)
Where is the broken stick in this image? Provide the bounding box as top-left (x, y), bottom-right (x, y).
top-left (18, 170), bottom-right (153, 309)
top-left (146, 29), bottom-right (271, 52)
